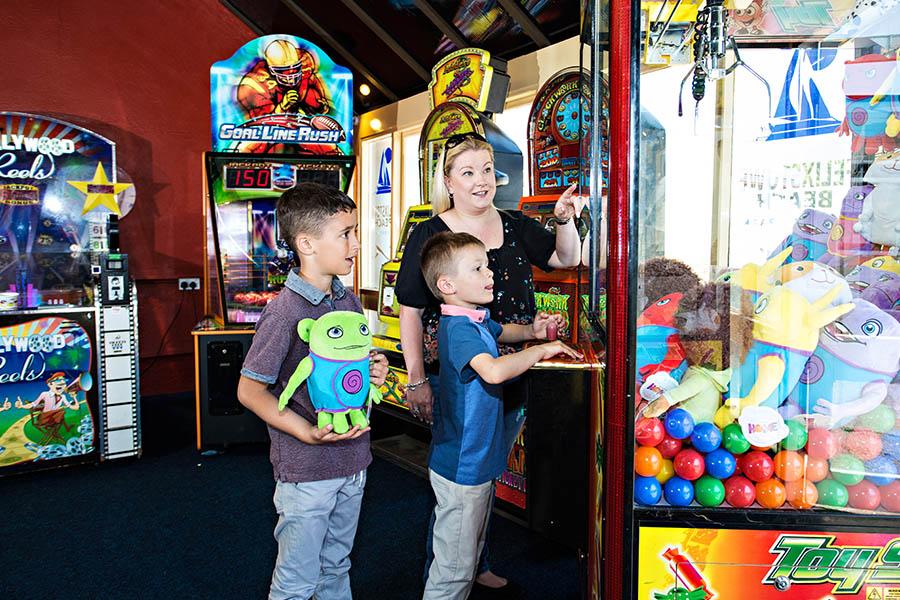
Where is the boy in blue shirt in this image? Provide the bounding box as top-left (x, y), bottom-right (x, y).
top-left (419, 231), bottom-right (581, 600)
top-left (237, 183), bottom-right (388, 600)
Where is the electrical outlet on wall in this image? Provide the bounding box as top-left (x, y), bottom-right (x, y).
top-left (178, 278), bottom-right (201, 291)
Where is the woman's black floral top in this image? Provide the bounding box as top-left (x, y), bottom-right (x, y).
top-left (396, 210), bottom-right (557, 373)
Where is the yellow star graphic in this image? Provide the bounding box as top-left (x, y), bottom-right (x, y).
top-left (66, 163), bottom-right (132, 216)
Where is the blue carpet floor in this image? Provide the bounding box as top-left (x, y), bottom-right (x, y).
top-left (0, 396), bottom-right (580, 599)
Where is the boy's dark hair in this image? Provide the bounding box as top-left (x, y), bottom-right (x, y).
top-left (277, 183), bottom-right (356, 254)
top-left (420, 231), bottom-right (485, 299)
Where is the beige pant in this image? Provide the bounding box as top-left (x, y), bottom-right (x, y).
top-left (422, 470), bottom-right (494, 600)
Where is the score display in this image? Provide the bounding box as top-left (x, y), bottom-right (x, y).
top-left (223, 166), bottom-right (273, 190)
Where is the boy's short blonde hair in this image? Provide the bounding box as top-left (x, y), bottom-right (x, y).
top-left (420, 231), bottom-right (485, 299)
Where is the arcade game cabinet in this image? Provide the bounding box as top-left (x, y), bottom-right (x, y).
top-left (0, 112), bottom-right (141, 476)
top-left (591, 0), bottom-right (900, 597)
top-left (193, 35), bottom-right (355, 449)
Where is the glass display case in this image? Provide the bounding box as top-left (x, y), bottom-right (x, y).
top-left (590, 0), bottom-right (900, 597)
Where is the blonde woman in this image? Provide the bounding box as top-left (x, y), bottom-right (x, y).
top-left (396, 132), bottom-right (582, 596)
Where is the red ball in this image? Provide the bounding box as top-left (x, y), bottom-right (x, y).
top-left (842, 429), bottom-right (883, 462)
top-left (848, 480), bottom-right (882, 511)
top-left (674, 449), bottom-right (706, 481)
top-left (656, 434), bottom-right (683, 459)
top-left (635, 417), bottom-right (665, 447)
top-left (881, 481), bottom-right (900, 513)
top-left (741, 451), bottom-right (775, 483)
top-left (724, 476), bottom-right (756, 508)
top-left (806, 429), bottom-right (838, 460)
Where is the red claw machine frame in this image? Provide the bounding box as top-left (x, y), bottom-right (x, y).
top-left (593, 0), bottom-right (900, 597)
top-left (193, 35), bottom-right (355, 449)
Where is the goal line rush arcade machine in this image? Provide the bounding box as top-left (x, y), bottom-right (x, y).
top-left (0, 112), bottom-right (142, 476)
top-left (193, 35), bottom-right (355, 449)
top-left (591, 0), bottom-right (900, 598)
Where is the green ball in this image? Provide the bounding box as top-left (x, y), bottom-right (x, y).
top-left (782, 419), bottom-right (809, 451)
top-left (694, 475), bottom-right (725, 507)
top-left (856, 405), bottom-right (895, 434)
top-left (816, 479), bottom-right (849, 508)
top-left (830, 453), bottom-right (865, 486)
top-left (722, 423), bottom-right (750, 454)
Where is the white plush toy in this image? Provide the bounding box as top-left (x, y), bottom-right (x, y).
top-left (854, 151), bottom-right (900, 256)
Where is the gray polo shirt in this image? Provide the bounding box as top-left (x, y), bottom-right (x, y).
top-left (241, 270), bottom-right (371, 482)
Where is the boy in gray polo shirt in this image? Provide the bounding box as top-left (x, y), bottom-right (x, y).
top-left (237, 183), bottom-right (388, 600)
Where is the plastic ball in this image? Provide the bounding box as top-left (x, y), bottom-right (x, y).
top-left (635, 446), bottom-right (663, 477)
top-left (785, 479), bottom-right (818, 509)
top-left (722, 423), bottom-right (751, 455)
top-left (782, 419), bottom-right (809, 451)
top-left (881, 480), bottom-right (900, 512)
top-left (882, 431), bottom-right (900, 461)
top-left (807, 428), bottom-right (839, 460)
top-left (806, 457), bottom-right (830, 483)
top-left (674, 449), bottom-right (706, 481)
top-left (635, 476), bottom-right (663, 506)
top-left (817, 479), bottom-right (849, 508)
top-left (842, 429), bottom-right (883, 461)
top-left (665, 409), bottom-right (695, 440)
top-left (664, 476), bottom-right (695, 506)
top-left (857, 405), bottom-right (895, 434)
top-left (741, 451), bottom-right (775, 483)
top-left (657, 459), bottom-right (675, 484)
top-left (774, 450), bottom-right (806, 482)
top-left (694, 475), bottom-right (726, 507)
top-left (864, 455), bottom-right (898, 486)
top-left (705, 448), bottom-right (737, 480)
top-left (830, 454), bottom-right (866, 486)
top-left (636, 417), bottom-right (665, 446)
top-left (848, 480), bottom-right (881, 511)
top-left (691, 422), bottom-right (722, 453)
top-left (756, 479), bottom-right (787, 509)
top-left (656, 434), bottom-right (683, 459)
top-left (724, 476), bottom-right (756, 508)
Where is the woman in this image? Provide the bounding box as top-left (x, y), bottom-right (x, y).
top-left (396, 132), bottom-right (582, 595)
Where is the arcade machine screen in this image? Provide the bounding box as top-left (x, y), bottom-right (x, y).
top-left (205, 153), bottom-right (352, 324)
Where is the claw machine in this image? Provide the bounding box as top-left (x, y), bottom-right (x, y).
top-left (0, 112), bottom-right (141, 475)
top-left (591, 0), bottom-right (900, 597)
top-left (193, 35), bottom-right (355, 449)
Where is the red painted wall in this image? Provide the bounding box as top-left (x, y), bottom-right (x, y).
top-left (3, 0), bottom-right (254, 395)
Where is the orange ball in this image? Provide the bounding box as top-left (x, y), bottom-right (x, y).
top-left (774, 450), bottom-right (805, 482)
top-left (785, 479), bottom-right (818, 509)
top-left (756, 479), bottom-right (787, 509)
top-left (656, 458), bottom-right (675, 484)
top-left (805, 457), bottom-right (829, 482)
top-left (635, 446), bottom-right (663, 477)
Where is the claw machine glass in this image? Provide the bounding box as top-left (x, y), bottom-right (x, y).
top-left (593, 0), bottom-right (900, 597)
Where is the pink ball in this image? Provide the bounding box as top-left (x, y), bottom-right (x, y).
top-left (741, 451), bottom-right (775, 483)
top-left (636, 417), bottom-right (665, 447)
top-left (848, 480), bottom-right (882, 511)
top-left (674, 449), bottom-right (705, 481)
top-left (656, 434), bottom-right (683, 459)
top-left (724, 475), bottom-right (756, 508)
top-left (806, 428), bottom-right (839, 460)
top-left (881, 481), bottom-right (900, 513)
top-left (842, 429), bottom-right (883, 462)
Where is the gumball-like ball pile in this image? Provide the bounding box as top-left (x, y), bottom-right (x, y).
top-left (632, 408), bottom-right (900, 513)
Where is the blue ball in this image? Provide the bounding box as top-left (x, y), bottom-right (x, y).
top-left (691, 422), bottom-right (723, 453)
top-left (665, 409), bottom-right (695, 440)
top-left (882, 432), bottom-right (900, 462)
top-left (635, 476), bottom-right (663, 506)
top-left (865, 455), bottom-right (898, 486)
top-left (664, 476), bottom-right (695, 506)
top-left (705, 448), bottom-right (737, 480)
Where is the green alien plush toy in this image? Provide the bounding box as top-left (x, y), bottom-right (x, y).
top-left (278, 311), bottom-right (382, 434)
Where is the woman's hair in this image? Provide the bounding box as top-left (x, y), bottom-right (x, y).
top-left (430, 136), bottom-right (495, 216)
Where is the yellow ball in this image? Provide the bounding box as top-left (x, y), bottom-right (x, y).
top-left (656, 458), bottom-right (675, 484)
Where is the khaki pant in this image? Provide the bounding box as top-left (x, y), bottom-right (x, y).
top-left (423, 469), bottom-right (494, 600)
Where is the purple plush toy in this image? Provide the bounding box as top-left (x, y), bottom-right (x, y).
top-left (823, 184), bottom-right (889, 273)
top-left (770, 209), bottom-right (834, 263)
